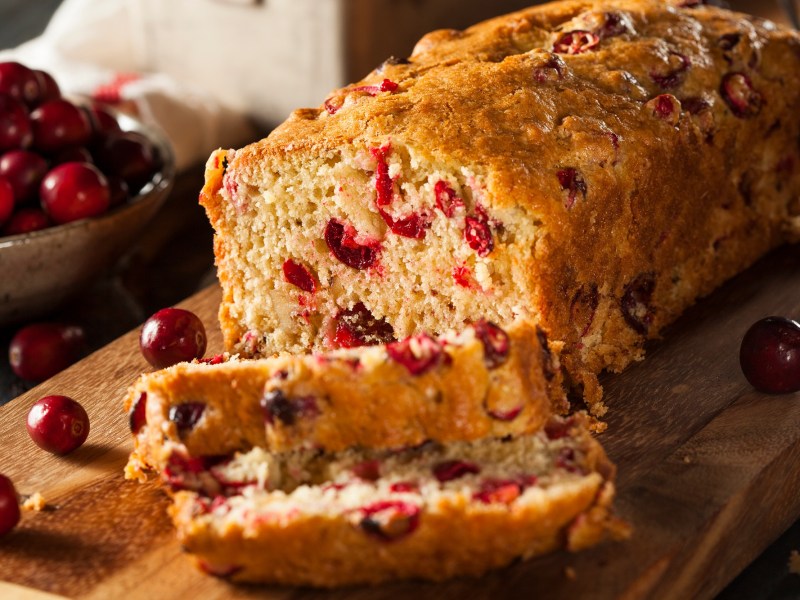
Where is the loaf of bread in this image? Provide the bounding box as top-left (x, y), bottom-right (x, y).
top-left (124, 320), bottom-right (565, 480)
top-left (169, 415), bottom-right (627, 586)
top-left (200, 0), bottom-right (800, 412)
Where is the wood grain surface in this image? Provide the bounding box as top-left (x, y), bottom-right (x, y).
top-left (2, 244), bottom-right (800, 599)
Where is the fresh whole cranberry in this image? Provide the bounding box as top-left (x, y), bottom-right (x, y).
top-left (85, 104), bottom-right (120, 139)
top-left (93, 131), bottom-right (159, 192)
top-left (139, 308), bottom-right (207, 368)
top-left (129, 392), bottom-right (147, 434)
top-left (432, 460), bottom-right (481, 482)
top-left (0, 149), bottom-right (49, 204)
top-left (0, 474), bottom-right (20, 537)
top-left (331, 302), bottom-right (395, 348)
top-left (2, 207), bottom-right (50, 235)
top-left (553, 31), bottom-right (600, 55)
top-left (32, 70), bottom-right (60, 105)
top-left (26, 395), bottom-right (90, 454)
top-left (0, 178), bottom-right (13, 226)
top-left (52, 146), bottom-right (93, 166)
top-left (169, 402), bottom-right (207, 437)
top-left (0, 94), bottom-right (32, 151)
top-left (30, 99), bottom-right (93, 153)
top-left (720, 72), bottom-right (763, 118)
top-left (40, 162), bottom-right (110, 224)
top-left (0, 62), bottom-right (39, 105)
top-left (324, 219), bottom-right (378, 269)
top-left (282, 259), bottom-right (317, 293)
top-left (739, 317), bottom-right (800, 394)
top-left (105, 175), bottom-right (130, 207)
top-left (357, 500), bottom-right (420, 542)
top-left (473, 320), bottom-right (511, 369)
top-left (386, 333), bottom-right (445, 375)
top-left (9, 323), bottom-right (86, 382)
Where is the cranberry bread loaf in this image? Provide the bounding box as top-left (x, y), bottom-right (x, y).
top-left (125, 320), bottom-right (565, 480)
top-left (201, 0), bottom-right (800, 412)
top-left (169, 414), bottom-right (628, 586)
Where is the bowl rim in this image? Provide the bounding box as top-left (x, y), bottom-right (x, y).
top-left (0, 109), bottom-right (176, 249)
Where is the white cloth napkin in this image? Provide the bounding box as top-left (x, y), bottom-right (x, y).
top-left (1, 0), bottom-right (259, 171)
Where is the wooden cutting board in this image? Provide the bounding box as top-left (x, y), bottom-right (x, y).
top-left (2, 244), bottom-right (800, 600)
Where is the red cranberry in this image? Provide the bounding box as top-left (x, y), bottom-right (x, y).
top-left (0, 178), bottom-right (13, 226)
top-left (378, 207), bottom-right (429, 239)
top-left (331, 302), bottom-right (395, 348)
top-left (464, 215), bottom-right (494, 256)
top-left (352, 79), bottom-right (399, 96)
top-left (599, 12), bottom-right (630, 38)
top-left (545, 417), bottom-right (575, 440)
top-left (555, 447), bottom-right (578, 472)
top-left (533, 56), bottom-right (566, 83)
top-left (432, 460), bottom-right (481, 482)
top-left (198, 353), bottom-right (226, 365)
top-left (30, 99), bottom-right (92, 153)
top-left (0, 150), bottom-right (49, 204)
top-left (26, 395), bottom-right (90, 454)
top-left (197, 561), bottom-right (243, 579)
top-left (651, 53), bottom-right (691, 89)
top-left (129, 392), bottom-right (147, 435)
top-left (106, 175), bottom-right (130, 207)
top-left (647, 94), bottom-right (681, 124)
top-left (553, 31), bottom-right (600, 55)
top-left (720, 72), bottom-right (763, 118)
top-left (52, 146), bottom-right (93, 166)
top-left (486, 404), bottom-right (523, 421)
top-left (94, 131), bottom-right (159, 192)
top-left (282, 259), bottom-right (317, 293)
top-left (434, 180), bottom-right (464, 217)
top-left (40, 162), bottom-right (110, 224)
top-left (453, 265), bottom-right (474, 288)
top-left (570, 283), bottom-right (599, 338)
top-left (9, 323), bottom-right (86, 382)
top-left (2, 207), bottom-right (49, 235)
top-left (0, 94), bottom-right (32, 151)
top-left (0, 474), bottom-right (20, 537)
top-left (163, 452), bottom-right (214, 493)
top-left (139, 307), bottom-right (207, 368)
top-left (85, 104), bottom-right (120, 138)
top-left (169, 402), bottom-right (206, 436)
top-left (324, 219), bottom-right (378, 270)
top-left (473, 320), bottom-right (510, 369)
top-left (389, 481), bottom-right (418, 493)
top-left (32, 70), bottom-right (60, 105)
top-left (0, 62), bottom-right (39, 105)
top-left (260, 390), bottom-right (319, 425)
top-left (621, 273), bottom-right (656, 335)
top-left (739, 317), bottom-right (800, 394)
top-left (351, 459), bottom-right (381, 481)
top-left (557, 168), bottom-right (587, 210)
top-left (357, 501), bottom-right (420, 542)
top-left (370, 146), bottom-right (394, 207)
top-left (386, 333), bottom-right (445, 375)
top-left (473, 479), bottom-right (522, 504)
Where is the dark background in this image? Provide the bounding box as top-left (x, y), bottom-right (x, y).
top-left (0, 1), bottom-right (798, 598)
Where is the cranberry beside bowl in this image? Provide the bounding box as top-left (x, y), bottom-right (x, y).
top-left (0, 111), bottom-right (175, 325)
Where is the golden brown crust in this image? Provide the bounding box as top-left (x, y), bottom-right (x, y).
top-left (125, 320), bottom-right (564, 477)
top-left (200, 0), bottom-right (800, 411)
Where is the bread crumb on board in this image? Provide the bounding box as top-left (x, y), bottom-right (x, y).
top-left (789, 550), bottom-right (800, 575)
top-left (22, 492), bottom-right (47, 511)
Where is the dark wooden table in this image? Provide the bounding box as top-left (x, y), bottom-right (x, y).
top-left (0, 2), bottom-right (798, 598)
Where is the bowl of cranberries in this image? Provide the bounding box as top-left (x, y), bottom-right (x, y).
top-left (0, 61), bottom-right (175, 325)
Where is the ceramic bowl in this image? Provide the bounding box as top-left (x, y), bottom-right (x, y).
top-left (0, 113), bottom-right (175, 326)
